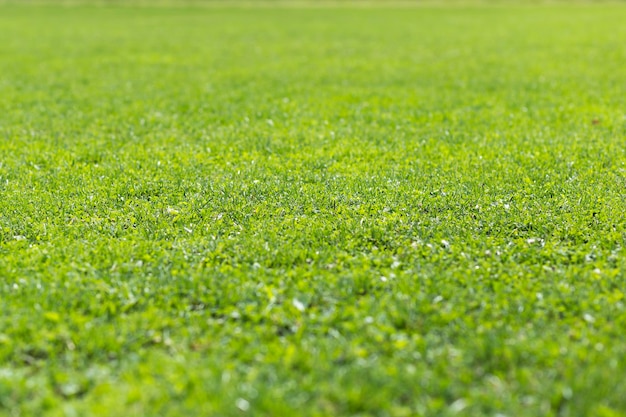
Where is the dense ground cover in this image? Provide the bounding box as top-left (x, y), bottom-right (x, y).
top-left (1, 3), bottom-right (626, 416)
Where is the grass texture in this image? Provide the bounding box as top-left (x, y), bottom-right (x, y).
top-left (1, 4), bottom-right (626, 416)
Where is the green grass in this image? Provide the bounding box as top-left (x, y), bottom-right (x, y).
top-left (1, 3), bottom-right (626, 416)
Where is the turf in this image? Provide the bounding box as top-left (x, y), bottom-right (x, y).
top-left (1, 3), bottom-right (626, 416)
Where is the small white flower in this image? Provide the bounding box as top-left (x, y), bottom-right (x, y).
top-left (292, 298), bottom-right (305, 312)
top-left (236, 398), bottom-right (250, 412)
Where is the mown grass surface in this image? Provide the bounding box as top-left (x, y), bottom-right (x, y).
top-left (1, 4), bottom-right (626, 416)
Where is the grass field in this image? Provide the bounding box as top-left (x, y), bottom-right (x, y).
top-left (2, 3), bottom-right (626, 416)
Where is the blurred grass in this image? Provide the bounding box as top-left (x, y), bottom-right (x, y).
top-left (2, 0), bottom-right (626, 7)
top-left (2, 2), bottom-right (626, 417)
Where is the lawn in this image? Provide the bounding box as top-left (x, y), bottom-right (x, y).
top-left (1, 2), bottom-right (626, 416)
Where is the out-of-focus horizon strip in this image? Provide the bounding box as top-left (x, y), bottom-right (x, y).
top-left (1, 0), bottom-right (625, 7)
